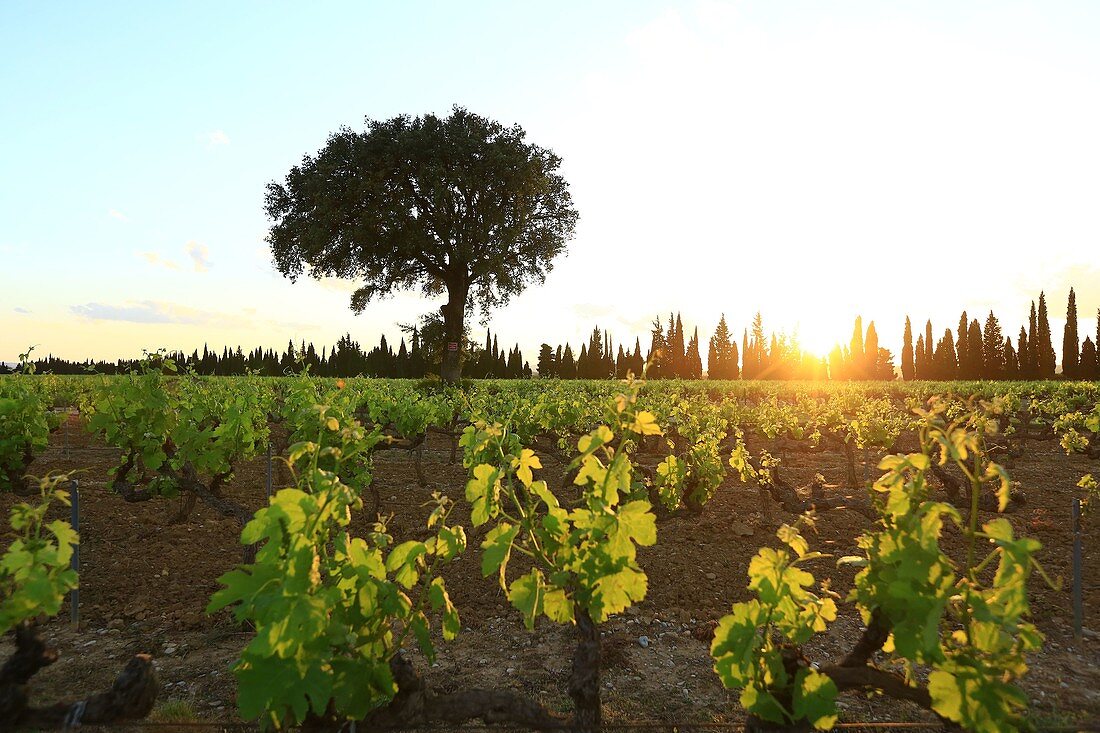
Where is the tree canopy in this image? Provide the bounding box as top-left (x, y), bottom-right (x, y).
top-left (265, 106), bottom-right (578, 381)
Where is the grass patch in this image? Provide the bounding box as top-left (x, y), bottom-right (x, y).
top-left (150, 699), bottom-right (200, 722)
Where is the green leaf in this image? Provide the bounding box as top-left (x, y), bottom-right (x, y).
top-left (385, 541), bottom-right (427, 589)
top-left (929, 669), bottom-right (963, 722)
top-left (792, 668), bottom-right (838, 730)
top-left (741, 683), bottom-right (789, 725)
top-left (616, 500), bottom-right (657, 547)
top-left (481, 523), bottom-right (519, 589)
top-left (592, 566), bottom-right (648, 620)
top-left (543, 587), bottom-right (575, 624)
top-left (508, 569), bottom-right (545, 629)
top-left (777, 524), bottom-right (808, 558)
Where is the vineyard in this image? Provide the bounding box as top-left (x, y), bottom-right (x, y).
top-left (0, 367), bottom-right (1098, 731)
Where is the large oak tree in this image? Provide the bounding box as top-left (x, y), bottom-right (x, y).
top-left (265, 107), bottom-right (578, 382)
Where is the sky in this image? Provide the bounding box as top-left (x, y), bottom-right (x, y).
top-left (3, 0), bottom-right (1100, 367)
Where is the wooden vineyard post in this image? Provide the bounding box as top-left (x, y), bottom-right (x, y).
top-left (266, 441), bottom-right (273, 500)
top-left (70, 478), bottom-right (80, 627)
top-left (1073, 497), bottom-right (1083, 640)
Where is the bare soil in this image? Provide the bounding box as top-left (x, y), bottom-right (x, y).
top-left (5, 417), bottom-right (1099, 729)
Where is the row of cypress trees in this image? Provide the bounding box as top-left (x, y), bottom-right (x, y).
top-left (12, 289), bottom-right (1096, 380)
top-left (899, 290), bottom-right (1100, 380)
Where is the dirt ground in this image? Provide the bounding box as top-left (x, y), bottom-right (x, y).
top-left (5, 415), bottom-right (1099, 729)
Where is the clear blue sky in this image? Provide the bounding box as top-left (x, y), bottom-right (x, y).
top-left (4, 1), bottom-right (1100, 364)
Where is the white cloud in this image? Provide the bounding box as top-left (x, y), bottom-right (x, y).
top-left (138, 251), bottom-right (181, 270)
top-left (137, 243), bottom-right (210, 273)
top-left (69, 300), bottom-right (316, 331)
top-left (199, 129), bottom-right (230, 147)
top-left (108, 209), bottom-right (128, 222)
top-left (13, 307), bottom-right (30, 315)
top-left (70, 300), bottom-right (212, 325)
top-left (186, 241), bottom-right (210, 272)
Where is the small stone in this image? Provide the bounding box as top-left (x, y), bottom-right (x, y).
top-left (108, 619), bottom-right (125, 630)
top-left (163, 646), bottom-right (177, 656)
top-left (638, 636), bottom-right (650, 648)
top-left (705, 572), bottom-right (717, 581)
top-left (730, 521), bottom-right (753, 537)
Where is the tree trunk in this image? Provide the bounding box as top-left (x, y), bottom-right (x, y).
top-left (440, 282), bottom-right (468, 384)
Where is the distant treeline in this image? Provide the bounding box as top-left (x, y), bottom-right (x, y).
top-left (901, 289), bottom-right (1100, 380)
top-left (6, 289), bottom-right (1097, 380)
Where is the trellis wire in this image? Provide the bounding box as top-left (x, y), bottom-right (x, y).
top-left (38, 721), bottom-right (1100, 732)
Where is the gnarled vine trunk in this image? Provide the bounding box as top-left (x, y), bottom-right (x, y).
top-left (568, 609), bottom-right (601, 730)
top-left (0, 624), bottom-right (157, 731)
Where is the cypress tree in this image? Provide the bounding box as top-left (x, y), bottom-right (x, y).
top-left (767, 334), bottom-right (779, 379)
top-left (850, 316), bottom-right (864, 379)
top-left (1063, 287), bottom-right (1079, 378)
top-left (709, 314), bottom-right (735, 379)
top-left (864, 321), bottom-right (879, 381)
top-left (934, 330), bottom-right (957, 380)
top-left (751, 314), bottom-right (766, 379)
top-left (508, 345), bottom-right (523, 377)
top-left (537, 344), bottom-right (556, 377)
top-left (1080, 337), bottom-right (1098, 380)
top-left (914, 335), bottom-right (926, 379)
top-left (647, 318), bottom-right (666, 378)
top-left (828, 346), bottom-right (844, 381)
top-left (956, 311), bottom-right (968, 374)
top-left (742, 329), bottom-right (751, 379)
top-left (901, 317), bottom-right (915, 380)
top-left (1004, 337), bottom-right (1018, 379)
top-left (632, 338), bottom-right (644, 378)
top-left (1026, 301), bottom-right (1038, 377)
top-left (1017, 327), bottom-right (1029, 380)
top-left (396, 339), bottom-right (408, 377)
top-left (924, 320), bottom-right (934, 376)
top-left (1037, 291), bottom-right (1055, 378)
top-left (686, 327), bottom-right (703, 379)
top-left (982, 311), bottom-right (1004, 379)
top-left (561, 344), bottom-right (576, 379)
top-left (965, 319), bottom-right (983, 380)
top-left (668, 313), bottom-right (686, 377)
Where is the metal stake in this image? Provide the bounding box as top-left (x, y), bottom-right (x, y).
top-left (1072, 497), bottom-right (1084, 640)
top-left (70, 479), bottom-right (80, 627)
